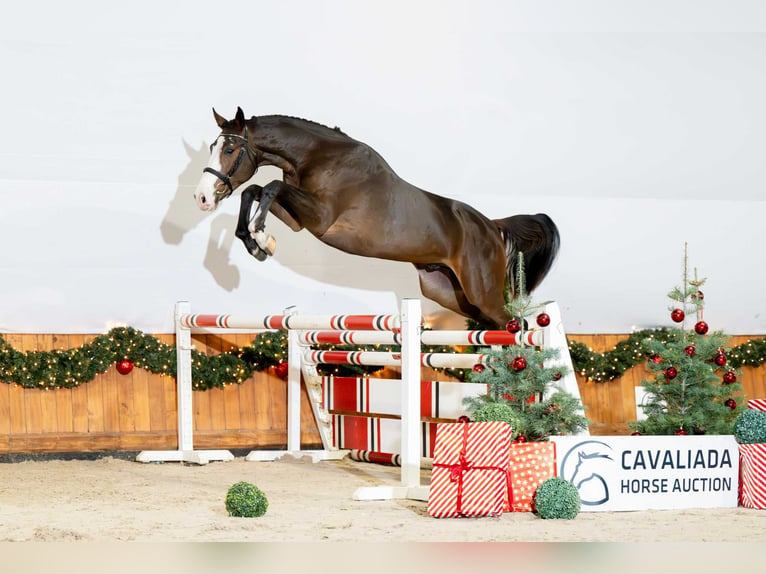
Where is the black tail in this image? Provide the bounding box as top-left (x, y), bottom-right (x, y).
top-left (494, 213), bottom-right (560, 298)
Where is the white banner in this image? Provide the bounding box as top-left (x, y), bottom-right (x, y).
top-left (550, 435), bottom-right (739, 511)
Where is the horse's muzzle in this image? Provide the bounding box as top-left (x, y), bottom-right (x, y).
top-left (195, 190), bottom-right (217, 211)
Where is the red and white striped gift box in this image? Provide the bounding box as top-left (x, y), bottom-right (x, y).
top-left (427, 421), bottom-right (512, 518)
top-left (747, 399), bottom-right (766, 413)
top-left (739, 443), bottom-right (766, 509)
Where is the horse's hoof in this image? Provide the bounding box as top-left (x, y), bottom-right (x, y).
top-left (249, 247), bottom-right (268, 262)
top-left (252, 231), bottom-right (276, 256)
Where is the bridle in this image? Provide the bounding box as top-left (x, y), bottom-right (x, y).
top-left (203, 128), bottom-right (258, 199)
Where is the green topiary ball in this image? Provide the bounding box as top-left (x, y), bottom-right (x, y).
top-left (472, 402), bottom-right (521, 440)
top-left (225, 481), bottom-right (269, 517)
top-left (534, 477), bottom-right (580, 519)
top-left (733, 409), bottom-right (766, 444)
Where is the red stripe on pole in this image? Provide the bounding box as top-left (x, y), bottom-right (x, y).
top-left (342, 315), bottom-right (373, 330)
top-left (189, 314), bottom-right (225, 327)
top-left (318, 351), bottom-right (353, 364)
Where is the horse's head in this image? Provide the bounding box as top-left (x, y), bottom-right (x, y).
top-left (194, 107), bottom-right (257, 211)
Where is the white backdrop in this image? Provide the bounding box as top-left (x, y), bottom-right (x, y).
top-left (1, 1), bottom-right (765, 334)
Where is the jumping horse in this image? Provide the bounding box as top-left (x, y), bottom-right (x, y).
top-left (194, 108), bottom-right (560, 328)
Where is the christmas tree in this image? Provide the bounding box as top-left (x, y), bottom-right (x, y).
top-left (630, 244), bottom-right (743, 435)
top-left (464, 253), bottom-right (589, 442)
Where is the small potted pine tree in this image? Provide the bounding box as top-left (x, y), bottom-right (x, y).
top-left (630, 244), bottom-right (743, 436)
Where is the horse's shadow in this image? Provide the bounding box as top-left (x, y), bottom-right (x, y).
top-left (160, 140), bottom-right (240, 291)
top-left (160, 141), bottom-right (433, 312)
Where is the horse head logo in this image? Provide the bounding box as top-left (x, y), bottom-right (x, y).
top-left (560, 440), bottom-right (615, 507)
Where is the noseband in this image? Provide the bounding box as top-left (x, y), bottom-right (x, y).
top-left (203, 131), bottom-right (258, 197)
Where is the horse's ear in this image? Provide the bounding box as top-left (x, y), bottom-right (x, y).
top-left (213, 108), bottom-right (228, 128)
top-left (235, 107), bottom-right (246, 128)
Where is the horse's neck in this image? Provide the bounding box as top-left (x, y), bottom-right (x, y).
top-left (251, 116), bottom-right (317, 158)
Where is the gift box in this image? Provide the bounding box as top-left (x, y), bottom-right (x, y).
top-left (428, 421), bottom-right (512, 518)
top-left (508, 442), bottom-right (557, 512)
top-left (739, 443), bottom-right (766, 509)
top-left (747, 399), bottom-right (766, 413)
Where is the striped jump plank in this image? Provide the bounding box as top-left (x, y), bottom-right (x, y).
top-left (179, 313), bottom-right (400, 331)
top-left (304, 350), bottom-right (488, 369)
top-left (298, 329), bottom-right (543, 347)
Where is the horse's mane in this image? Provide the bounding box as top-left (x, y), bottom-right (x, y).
top-left (257, 114), bottom-right (347, 136)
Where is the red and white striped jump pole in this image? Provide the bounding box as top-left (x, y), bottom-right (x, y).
top-left (303, 350), bottom-right (489, 369)
top-left (179, 313), bottom-right (400, 331)
top-left (297, 329), bottom-right (543, 347)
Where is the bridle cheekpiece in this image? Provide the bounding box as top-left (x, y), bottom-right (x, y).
top-left (203, 127), bottom-right (258, 199)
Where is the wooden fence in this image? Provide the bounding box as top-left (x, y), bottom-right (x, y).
top-left (0, 332), bottom-right (764, 454)
top-left (569, 334), bottom-right (766, 435)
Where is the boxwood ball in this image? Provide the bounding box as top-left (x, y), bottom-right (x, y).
top-left (225, 481), bottom-right (269, 517)
top-left (734, 409), bottom-right (766, 444)
top-left (534, 477), bottom-right (581, 519)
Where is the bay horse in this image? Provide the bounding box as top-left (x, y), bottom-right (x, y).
top-left (194, 107), bottom-right (559, 328)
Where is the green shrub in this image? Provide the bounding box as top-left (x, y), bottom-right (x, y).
top-left (472, 402), bottom-right (521, 440)
top-left (225, 481), bottom-right (269, 517)
top-left (534, 477), bottom-right (580, 519)
top-left (733, 409), bottom-right (766, 444)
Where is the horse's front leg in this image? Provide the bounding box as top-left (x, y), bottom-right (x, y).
top-left (235, 184), bottom-right (271, 261)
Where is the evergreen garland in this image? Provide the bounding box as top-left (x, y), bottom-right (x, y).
top-left (1, 327), bottom-right (765, 391)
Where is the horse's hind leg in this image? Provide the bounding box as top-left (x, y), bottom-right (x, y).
top-left (448, 250), bottom-right (511, 329)
top-left (415, 264), bottom-right (497, 328)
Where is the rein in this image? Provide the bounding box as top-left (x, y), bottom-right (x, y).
top-left (203, 129), bottom-right (258, 197)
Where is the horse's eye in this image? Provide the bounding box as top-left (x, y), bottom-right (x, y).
top-left (224, 148), bottom-right (235, 155)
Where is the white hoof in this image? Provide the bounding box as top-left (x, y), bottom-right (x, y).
top-left (252, 231), bottom-right (276, 256)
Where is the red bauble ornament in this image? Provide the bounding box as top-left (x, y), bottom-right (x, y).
top-left (512, 356), bottom-right (527, 371)
top-left (713, 352), bottom-right (727, 366)
top-left (536, 313), bottom-right (551, 327)
top-left (692, 290), bottom-right (704, 301)
top-left (115, 359), bottom-right (134, 375)
top-left (649, 354), bottom-right (662, 364)
top-left (664, 366), bottom-right (678, 380)
top-left (694, 321), bottom-right (709, 335)
top-left (514, 435), bottom-right (527, 443)
top-left (674, 429), bottom-right (688, 436)
top-left (683, 345), bottom-right (696, 357)
top-left (552, 372), bottom-right (563, 381)
top-left (723, 371), bottom-right (737, 384)
top-left (725, 398), bottom-right (737, 411)
top-left (505, 319), bottom-right (521, 333)
top-left (631, 431), bottom-right (641, 436)
top-left (472, 363), bottom-right (485, 373)
top-left (457, 415), bottom-right (471, 423)
top-left (274, 361), bottom-right (289, 380)
top-left (670, 308), bottom-right (685, 323)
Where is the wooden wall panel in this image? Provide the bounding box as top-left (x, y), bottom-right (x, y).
top-left (1, 332), bottom-right (766, 453)
top-left (69, 335), bottom-right (90, 434)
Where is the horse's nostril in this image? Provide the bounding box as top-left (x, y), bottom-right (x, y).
top-left (200, 195), bottom-right (206, 204)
